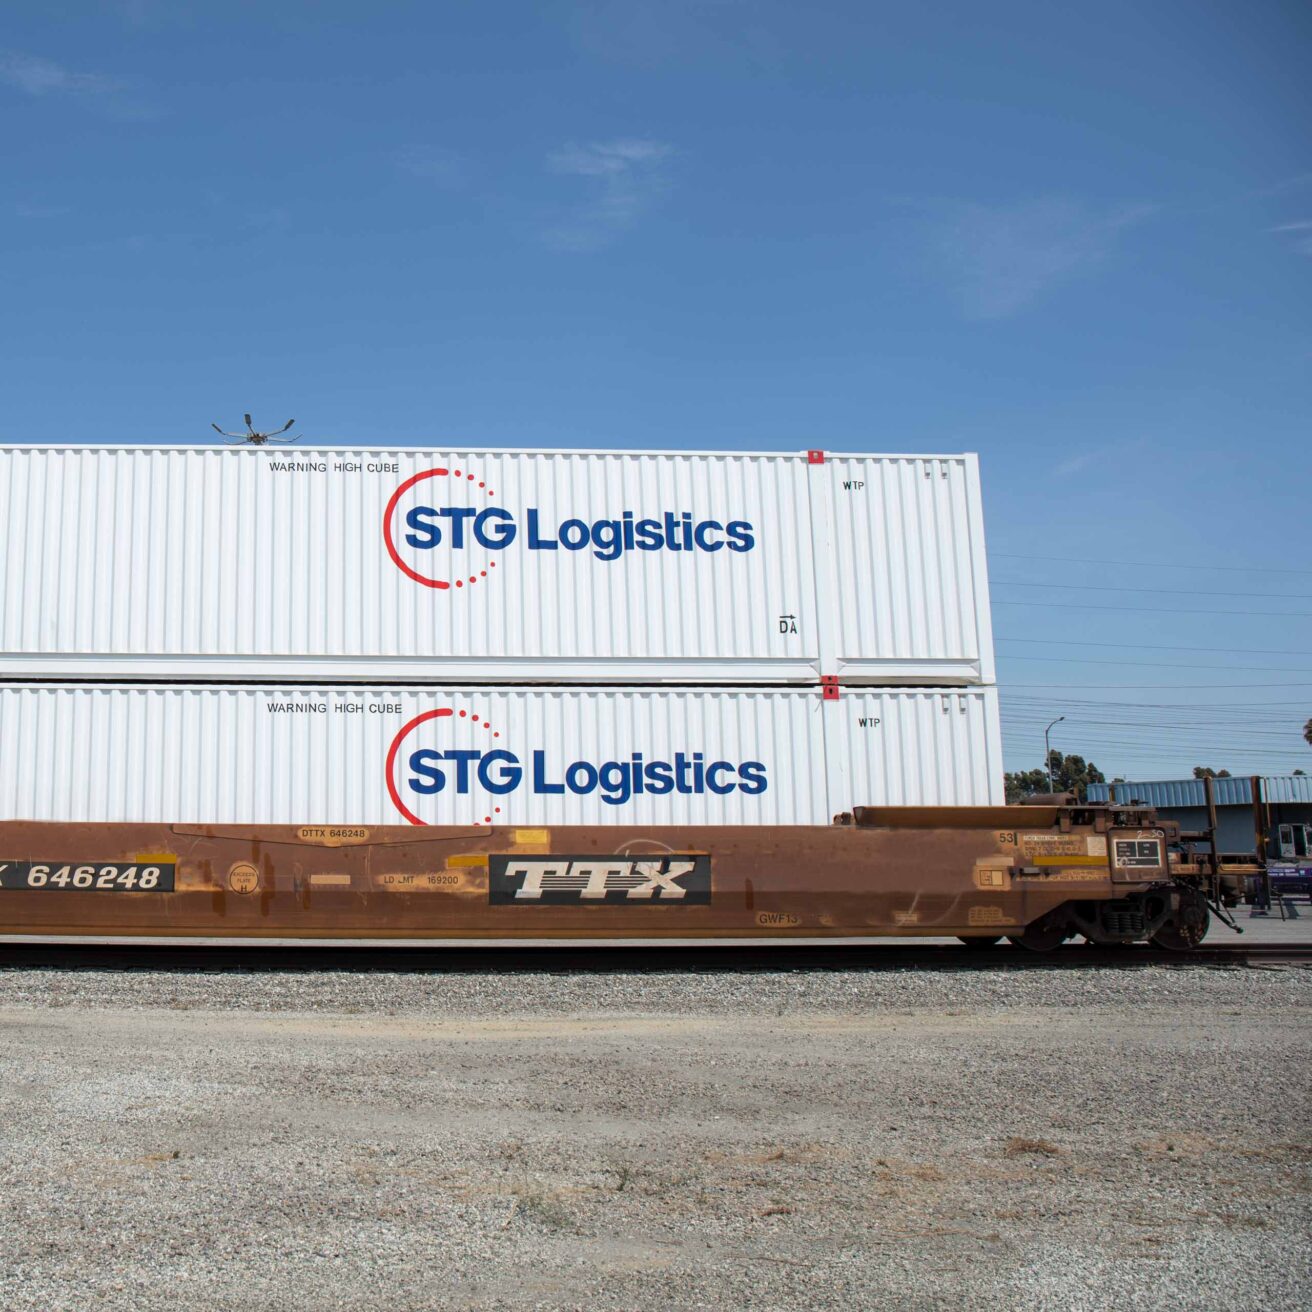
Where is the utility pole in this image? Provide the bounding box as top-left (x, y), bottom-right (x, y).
top-left (1045, 716), bottom-right (1065, 793)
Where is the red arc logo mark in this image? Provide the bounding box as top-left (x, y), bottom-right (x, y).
top-left (382, 467), bottom-right (496, 591)
top-left (385, 708), bottom-right (453, 825)
top-left (384, 706), bottom-right (505, 827)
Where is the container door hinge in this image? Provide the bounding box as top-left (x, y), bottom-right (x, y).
top-left (821, 675), bottom-right (840, 701)
top-left (807, 449), bottom-right (825, 465)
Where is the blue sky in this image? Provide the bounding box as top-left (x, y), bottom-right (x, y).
top-left (2, 1), bottom-right (1310, 780)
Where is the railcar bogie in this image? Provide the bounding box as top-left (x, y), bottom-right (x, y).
top-left (1005, 885), bottom-right (1216, 951)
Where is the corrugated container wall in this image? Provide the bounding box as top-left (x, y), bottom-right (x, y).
top-left (0, 685), bottom-right (1005, 824)
top-left (0, 446), bottom-right (994, 684)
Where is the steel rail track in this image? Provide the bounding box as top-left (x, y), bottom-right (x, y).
top-left (0, 940), bottom-right (1308, 974)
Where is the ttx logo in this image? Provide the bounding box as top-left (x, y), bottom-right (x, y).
top-left (488, 855), bottom-right (712, 905)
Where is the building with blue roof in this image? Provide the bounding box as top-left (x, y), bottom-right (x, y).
top-left (1086, 776), bottom-right (1312, 872)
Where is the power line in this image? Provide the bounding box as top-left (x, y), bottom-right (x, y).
top-left (1001, 725), bottom-right (1301, 736)
top-left (1002, 695), bottom-right (1303, 708)
top-left (1005, 680), bottom-right (1312, 689)
top-left (994, 600), bottom-right (1310, 618)
top-left (1001, 732), bottom-right (1301, 748)
top-left (1001, 740), bottom-right (1306, 753)
top-left (998, 731), bottom-right (1308, 752)
top-left (989, 551), bottom-right (1312, 577)
top-left (997, 638), bottom-right (1311, 657)
top-left (1002, 693), bottom-right (1307, 706)
top-left (1004, 760), bottom-right (1307, 769)
top-left (1004, 735), bottom-right (1299, 746)
top-left (1005, 726), bottom-right (1299, 734)
top-left (1008, 745), bottom-right (1308, 754)
top-left (1003, 702), bottom-right (1306, 718)
top-left (1002, 712), bottom-right (1299, 728)
top-left (1002, 693), bottom-right (1306, 705)
top-left (1000, 727), bottom-right (1305, 743)
top-left (994, 580), bottom-right (1312, 600)
top-left (998, 654), bottom-right (1312, 673)
top-left (1003, 697), bottom-right (1306, 707)
top-left (1002, 747), bottom-right (1307, 762)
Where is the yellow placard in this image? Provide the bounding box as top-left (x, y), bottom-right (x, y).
top-left (1016, 869), bottom-right (1104, 883)
top-left (1030, 854), bottom-right (1107, 867)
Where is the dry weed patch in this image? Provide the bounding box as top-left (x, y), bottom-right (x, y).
top-left (1004, 1137), bottom-right (1060, 1158)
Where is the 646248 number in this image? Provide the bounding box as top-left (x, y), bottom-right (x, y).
top-left (0, 862), bottom-right (176, 892)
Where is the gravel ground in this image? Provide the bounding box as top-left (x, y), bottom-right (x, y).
top-left (0, 963), bottom-right (1308, 1311)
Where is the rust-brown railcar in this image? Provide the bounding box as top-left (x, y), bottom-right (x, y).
top-left (0, 801), bottom-right (1248, 950)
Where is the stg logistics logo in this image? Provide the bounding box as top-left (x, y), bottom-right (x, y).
top-left (382, 465), bottom-right (757, 591)
top-left (384, 706), bottom-right (768, 826)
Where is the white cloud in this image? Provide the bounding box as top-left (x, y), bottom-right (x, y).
top-left (929, 197), bottom-right (1154, 320)
top-left (1270, 220), bottom-right (1312, 256)
top-left (1258, 172), bottom-right (1312, 199)
top-left (0, 49), bottom-right (122, 97)
top-left (1052, 452), bottom-right (1096, 479)
top-left (547, 138), bottom-right (670, 176)
top-left (1052, 435), bottom-right (1148, 480)
top-left (542, 138), bottom-right (673, 250)
top-left (0, 48), bottom-right (154, 119)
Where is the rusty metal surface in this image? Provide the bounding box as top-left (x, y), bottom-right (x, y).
top-left (0, 815), bottom-right (1166, 941)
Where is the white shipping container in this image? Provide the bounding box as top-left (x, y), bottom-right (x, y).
top-left (0, 684), bottom-right (1004, 825)
top-left (0, 445), bottom-right (994, 684)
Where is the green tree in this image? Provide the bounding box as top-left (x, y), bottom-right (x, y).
top-left (1005, 752), bottom-right (1105, 803)
top-left (1004, 768), bottom-right (1049, 804)
top-left (1305, 717), bottom-right (1312, 747)
top-left (1050, 751), bottom-right (1105, 798)
top-left (1192, 766), bottom-right (1232, 779)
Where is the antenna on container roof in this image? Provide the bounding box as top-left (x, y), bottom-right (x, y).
top-left (210, 413), bottom-right (300, 445)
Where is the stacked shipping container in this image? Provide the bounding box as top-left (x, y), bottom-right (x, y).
top-left (0, 445), bottom-right (1002, 821)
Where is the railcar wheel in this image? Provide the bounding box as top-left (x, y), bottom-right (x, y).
top-left (958, 936), bottom-right (1002, 947)
top-left (1151, 898), bottom-right (1210, 951)
top-left (1007, 921), bottom-right (1069, 952)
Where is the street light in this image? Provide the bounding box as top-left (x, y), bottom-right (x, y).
top-left (1045, 716), bottom-right (1066, 792)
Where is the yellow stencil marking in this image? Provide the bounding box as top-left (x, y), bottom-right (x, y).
top-left (1031, 855), bottom-right (1107, 867)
